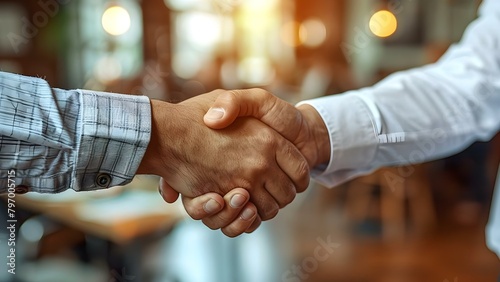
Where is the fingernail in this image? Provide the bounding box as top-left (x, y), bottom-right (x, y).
top-left (204, 199), bottom-right (222, 213)
top-left (230, 194), bottom-right (247, 208)
top-left (158, 184), bottom-right (163, 196)
top-left (205, 107), bottom-right (225, 120)
top-left (241, 208), bottom-right (256, 221)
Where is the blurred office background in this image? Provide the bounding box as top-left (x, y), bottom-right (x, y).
top-left (0, 0), bottom-right (499, 281)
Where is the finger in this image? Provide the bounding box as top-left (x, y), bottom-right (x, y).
top-left (246, 214), bottom-right (262, 233)
top-left (203, 89), bottom-right (303, 142)
top-left (182, 193), bottom-right (225, 220)
top-left (264, 169), bottom-right (297, 209)
top-left (250, 188), bottom-right (280, 221)
top-left (159, 178), bottom-right (180, 203)
top-left (221, 203), bottom-right (258, 237)
top-left (201, 188), bottom-right (251, 230)
top-left (276, 139), bottom-right (310, 193)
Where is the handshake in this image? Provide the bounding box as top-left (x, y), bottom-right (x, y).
top-left (137, 89), bottom-right (330, 237)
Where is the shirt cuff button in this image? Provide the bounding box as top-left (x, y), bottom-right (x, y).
top-left (95, 173), bottom-right (112, 188)
top-left (15, 185), bottom-right (29, 194)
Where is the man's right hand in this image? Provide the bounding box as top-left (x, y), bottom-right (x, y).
top-left (139, 91), bottom-right (310, 221)
top-left (177, 89), bottom-right (331, 237)
top-left (203, 89), bottom-right (331, 167)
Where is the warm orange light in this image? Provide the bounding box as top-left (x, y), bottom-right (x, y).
top-left (369, 10), bottom-right (397, 38)
top-left (299, 19), bottom-right (327, 48)
top-left (281, 21), bottom-right (301, 47)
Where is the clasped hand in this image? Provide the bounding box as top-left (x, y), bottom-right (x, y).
top-left (139, 89), bottom-right (330, 237)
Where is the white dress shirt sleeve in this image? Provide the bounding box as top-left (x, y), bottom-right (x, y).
top-left (0, 72), bottom-right (151, 193)
top-left (299, 0), bottom-right (500, 188)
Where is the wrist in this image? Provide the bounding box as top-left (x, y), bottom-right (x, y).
top-left (137, 100), bottom-right (176, 176)
top-left (297, 104), bottom-right (331, 168)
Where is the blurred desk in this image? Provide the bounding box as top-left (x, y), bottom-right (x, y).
top-left (10, 176), bottom-right (185, 244)
top-left (0, 176), bottom-right (186, 281)
top-left (346, 164), bottom-right (436, 241)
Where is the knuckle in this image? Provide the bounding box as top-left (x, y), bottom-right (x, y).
top-left (222, 228), bottom-right (240, 238)
top-left (215, 214), bottom-right (231, 226)
top-left (189, 212), bottom-right (203, 221)
top-left (247, 218), bottom-right (262, 233)
top-left (253, 88), bottom-right (271, 99)
top-left (224, 90), bottom-right (236, 100)
top-left (261, 205), bottom-right (279, 221)
top-left (184, 203), bottom-right (203, 220)
top-left (204, 216), bottom-right (227, 230)
top-left (256, 160), bottom-right (271, 173)
top-left (222, 222), bottom-right (248, 238)
top-left (258, 127), bottom-right (276, 146)
top-left (202, 218), bottom-right (221, 230)
top-left (276, 179), bottom-right (296, 208)
top-left (247, 158), bottom-right (270, 177)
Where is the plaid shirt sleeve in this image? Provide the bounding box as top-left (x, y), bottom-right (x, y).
top-left (0, 71), bottom-right (151, 193)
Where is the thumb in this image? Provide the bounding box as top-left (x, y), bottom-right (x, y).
top-left (203, 90), bottom-right (243, 130)
top-left (203, 89), bottom-right (303, 142)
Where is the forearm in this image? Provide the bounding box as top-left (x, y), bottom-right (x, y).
top-left (0, 72), bottom-right (151, 193)
top-left (302, 1), bottom-right (500, 187)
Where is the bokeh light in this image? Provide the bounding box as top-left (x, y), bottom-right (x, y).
top-left (238, 57), bottom-right (275, 85)
top-left (172, 51), bottom-right (202, 79)
top-left (20, 218), bottom-right (44, 243)
top-left (369, 10), bottom-right (398, 38)
top-left (94, 56), bottom-right (123, 83)
top-left (102, 6), bottom-right (131, 36)
top-left (299, 19), bottom-right (327, 48)
top-left (178, 12), bottom-right (221, 48)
